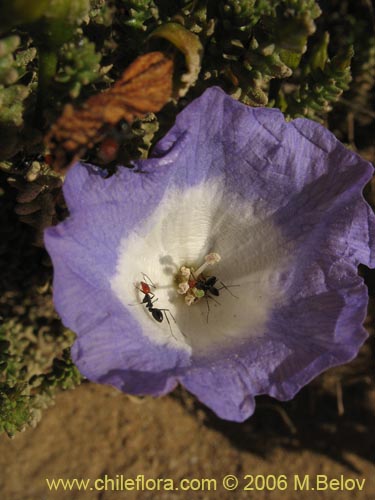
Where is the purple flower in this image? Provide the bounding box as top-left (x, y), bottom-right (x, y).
top-left (45, 87), bottom-right (375, 421)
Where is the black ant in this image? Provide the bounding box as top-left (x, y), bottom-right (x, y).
top-left (194, 275), bottom-right (239, 299)
top-left (188, 274), bottom-right (239, 323)
top-left (195, 275), bottom-right (220, 296)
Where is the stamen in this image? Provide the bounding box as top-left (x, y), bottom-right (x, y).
top-left (177, 282), bottom-right (190, 294)
top-left (180, 266), bottom-right (191, 279)
top-left (194, 253), bottom-right (221, 278)
top-left (176, 253), bottom-right (222, 306)
top-left (185, 290), bottom-right (196, 306)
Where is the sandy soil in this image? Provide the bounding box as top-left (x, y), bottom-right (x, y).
top-left (0, 381), bottom-right (374, 500)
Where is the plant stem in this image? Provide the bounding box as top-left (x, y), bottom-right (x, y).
top-left (35, 48), bottom-right (58, 127)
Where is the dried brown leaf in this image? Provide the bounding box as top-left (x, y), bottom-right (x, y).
top-left (45, 52), bottom-right (174, 173)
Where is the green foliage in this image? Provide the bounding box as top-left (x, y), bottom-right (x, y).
top-left (55, 37), bottom-right (104, 98)
top-left (0, 36), bottom-right (36, 127)
top-left (219, 0), bottom-right (276, 31)
top-left (207, 0), bottom-right (321, 105)
top-left (0, 317), bottom-right (81, 437)
top-left (0, 0), bottom-right (374, 436)
top-left (0, 171), bottom-right (81, 437)
top-left (89, 0), bottom-right (114, 26)
top-left (0, 0), bottom-right (50, 31)
top-left (327, 1), bottom-right (375, 127)
top-left (0, 384), bottom-right (32, 438)
top-left (350, 36), bottom-right (375, 126)
top-left (280, 39), bottom-right (353, 120)
top-left (122, 0), bottom-right (159, 31)
top-left (123, 114), bottom-right (160, 163)
top-left (46, 0), bottom-right (90, 25)
top-left (0, 36), bottom-right (36, 85)
top-left (0, 85), bottom-right (30, 128)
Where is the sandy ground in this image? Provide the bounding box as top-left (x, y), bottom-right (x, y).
top-left (0, 381), bottom-right (374, 500)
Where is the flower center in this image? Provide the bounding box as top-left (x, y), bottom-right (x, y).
top-left (175, 253), bottom-right (222, 306)
top-left (110, 179), bottom-right (291, 353)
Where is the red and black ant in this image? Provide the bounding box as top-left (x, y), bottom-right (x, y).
top-left (138, 279), bottom-right (165, 323)
top-left (136, 275), bottom-right (180, 338)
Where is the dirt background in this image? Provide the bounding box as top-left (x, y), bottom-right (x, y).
top-left (1, 352), bottom-right (374, 500)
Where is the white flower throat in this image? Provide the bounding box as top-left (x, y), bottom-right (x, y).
top-left (110, 179), bottom-right (291, 354)
top-left (134, 251), bottom-right (241, 346)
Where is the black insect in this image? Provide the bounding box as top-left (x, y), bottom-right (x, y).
top-left (195, 275), bottom-right (220, 296)
top-left (191, 274), bottom-right (239, 323)
top-left (195, 275), bottom-right (239, 298)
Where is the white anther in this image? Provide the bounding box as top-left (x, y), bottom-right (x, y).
top-left (205, 252), bottom-right (221, 264)
top-left (185, 293), bottom-right (196, 306)
top-left (177, 282), bottom-right (190, 294)
top-left (194, 252), bottom-right (221, 277)
top-left (180, 266), bottom-right (191, 279)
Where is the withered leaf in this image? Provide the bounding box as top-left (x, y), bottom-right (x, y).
top-left (45, 52), bottom-right (174, 173)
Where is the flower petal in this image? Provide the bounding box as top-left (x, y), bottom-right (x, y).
top-left (45, 87), bottom-right (375, 421)
top-left (45, 168), bottom-right (191, 394)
